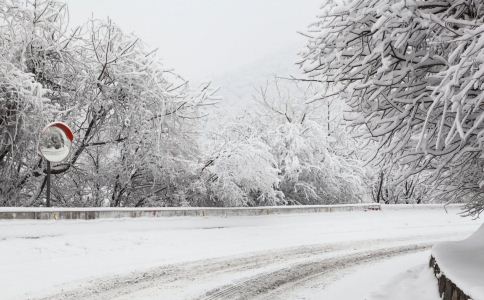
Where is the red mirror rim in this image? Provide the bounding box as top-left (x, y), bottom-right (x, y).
top-left (47, 122), bottom-right (74, 142)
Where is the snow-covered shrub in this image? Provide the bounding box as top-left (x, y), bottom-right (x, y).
top-left (301, 0), bottom-right (484, 215)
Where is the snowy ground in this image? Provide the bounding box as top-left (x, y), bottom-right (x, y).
top-left (0, 206), bottom-right (481, 300)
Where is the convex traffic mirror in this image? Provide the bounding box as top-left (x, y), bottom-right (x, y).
top-left (38, 122), bottom-right (74, 163)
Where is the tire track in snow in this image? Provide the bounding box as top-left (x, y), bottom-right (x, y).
top-left (200, 244), bottom-right (431, 300)
top-left (38, 241), bottom-right (432, 300)
top-left (38, 243), bottom-right (341, 300)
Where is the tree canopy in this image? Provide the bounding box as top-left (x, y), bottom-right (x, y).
top-left (0, 0), bottom-right (215, 206)
top-left (301, 0), bottom-right (484, 215)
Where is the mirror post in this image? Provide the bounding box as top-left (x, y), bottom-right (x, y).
top-left (38, 122), bottom-right (74, 207)
top-left (46, 161), bottom-right (51, 207)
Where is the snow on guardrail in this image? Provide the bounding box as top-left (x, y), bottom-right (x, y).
top-left (430, 223), bottom-right (484, 300)
top-left (0, 203), bottom-right (385, 220)
top-left (379, 203), bottom-right (465, 210)
top-left (0, 203), bottom-right (463, 220)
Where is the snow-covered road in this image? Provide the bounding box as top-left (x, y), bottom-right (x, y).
top-left (0, 206), bottom-right (481, 299)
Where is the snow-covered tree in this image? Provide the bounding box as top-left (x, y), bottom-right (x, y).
top-left (301, 0), bottom-right (484, 215)
top-left (256, 79), bottom-right (371, 204)
top-left (371, 168), bottom-right (432, 204)
top-left (198, 77), bottom-right (371, 207)
top-left (201, 120), bottom-right (282, 207)
top-left (0, 0), bottom-right (215, 207)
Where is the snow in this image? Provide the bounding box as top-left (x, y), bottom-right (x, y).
top-left (368, 260), bottom-right (441, 300)
top-left (432, 223), bottom-right (484, 300)
top-left (283, 252), bottom-right (440, 300)
top-left (0, 203), bottom-right (379, 212)
top-left (0, 203), bottom-right (460, 212)
top-left (0, 206), bottom-right (481, 299)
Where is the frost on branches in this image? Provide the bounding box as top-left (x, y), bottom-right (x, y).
top-left (256, 79), bottom-right (370, 205)
top-left (200, 121), bottom-right (282, 207)
top-left (197, 79), bottom-right (371, 207)
top-left (301, 0), bottom-right (484, 215)
top-left (0, 0), bottom-right (216, 207)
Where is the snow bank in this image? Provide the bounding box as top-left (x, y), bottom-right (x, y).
top-left (432, 224), bottom-right (484, 300)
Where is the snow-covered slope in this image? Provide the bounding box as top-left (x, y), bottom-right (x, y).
top-left (432, 224), bottom-right (484, 300)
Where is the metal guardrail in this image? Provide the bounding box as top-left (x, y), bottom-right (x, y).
top-left (429, 256), bottom-right (471, 300)
top-left (0, 203), bottom-right (382, 220)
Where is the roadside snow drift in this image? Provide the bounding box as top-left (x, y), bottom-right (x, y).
top-left (432, 224), bottom-right (484, 300)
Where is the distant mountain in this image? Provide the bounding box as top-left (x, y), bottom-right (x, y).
top-left (207, 44), bottom-right (304, 120)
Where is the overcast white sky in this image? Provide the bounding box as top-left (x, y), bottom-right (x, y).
top-left (67, 0), bottom-right (322, 85)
